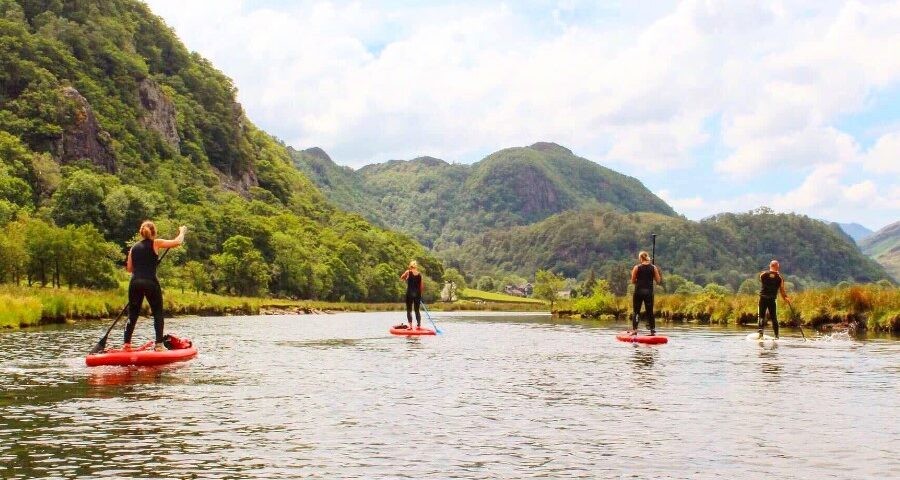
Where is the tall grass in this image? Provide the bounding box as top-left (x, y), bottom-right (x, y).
top-left (0, 284), bottom-right (547, 329)
top-left (556, 284), bottom-right (900, 332)
top-left (0, 294), bottom-right (43, 328)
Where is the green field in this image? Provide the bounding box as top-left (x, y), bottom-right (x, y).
top-left (460, 288), bottom-right (547, 305)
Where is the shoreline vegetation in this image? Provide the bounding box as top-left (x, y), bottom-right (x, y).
top-left (0, 285), bottom-right (546, 329)
top-left (2, 284), bottom-right (898, 334)
top-left (553, 284), bottom-right (900, 333)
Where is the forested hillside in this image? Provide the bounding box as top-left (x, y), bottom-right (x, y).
top-left (861, 221), bottom-right (900, 281)
top-left (0, 0), bottom-right (442, 301)
top-left (291, 142), bottom-right (675, 249)
top-left (441, 207), bottom-right (890, 291)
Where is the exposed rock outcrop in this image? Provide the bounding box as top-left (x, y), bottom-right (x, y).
top-left (138, 78), bottom-right (179, 147)
top-left (55, 87), bottom-right (116, 173)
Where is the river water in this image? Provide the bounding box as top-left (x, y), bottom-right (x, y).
top-left (1, 312), bottom-right (897, 479)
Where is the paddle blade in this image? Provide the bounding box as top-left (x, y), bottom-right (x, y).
top-left (89, 335), bottom-right (109, 354)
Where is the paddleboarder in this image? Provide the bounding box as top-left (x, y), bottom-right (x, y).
top-left (123, 221), bottom-right (187, 351)
top-left (399, 260), bottom-right (424, 329)
top-left (631, 251), bottom-right (661, 336)
top-left (757, 260), bottom-right (791, 339)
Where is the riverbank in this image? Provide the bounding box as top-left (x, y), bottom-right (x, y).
top-left (0, 285), bottom-right (548, 329)
top-left (553, 285), bottom-right (900, 333)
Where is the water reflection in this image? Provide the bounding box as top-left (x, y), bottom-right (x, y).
top-left (87, 366), bottom-right (166, 387)
top-left (758, 346), bottom-right (782, 382)
top-left (630, 345), bottom-right (657, 371)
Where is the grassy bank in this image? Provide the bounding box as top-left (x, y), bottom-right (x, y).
top-left (554, 285), bottom-right (900, 332)
top-left (0, 284), bottom-right (547, 329)
top-left (459, 288), bottom-right (547, 305)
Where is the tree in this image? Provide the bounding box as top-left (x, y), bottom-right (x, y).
top-left (102, 185), bottom-right (161, 244)
top-left (365, 263), bottom-right (400, 302)
top-left (476, 275), bottom-right (495, 291)
top-left (270, 231), bottom-right (318, 298)
top-left (211, 235), bottom-right (270, 296)
top-left (675, 281), bottom-right (703, 295)
top-left (534, 269), bottom-right (565, 310)
top-left (604, 262), bottom-right (631, 296)
top-left (581, 268), bottom-right (597, 297)
top-left (180, 261), bottom-right (211, 294)
top-left (738, 277), bottom-right (757, 295)
top-left (704, 283), bottom-right (733, 295)
top-left (0, 219), bottom-right (29, 284)
top-left (664, 274), bottom-right (690, 294)
top-left (50, 170), bottom-right (117, 229)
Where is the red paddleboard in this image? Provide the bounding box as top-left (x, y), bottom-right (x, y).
top-left (390, 326), bottom-right (436, 336)
top-left (616, 331), bottom-right (668, 344)
top-left (86, 340), bottom-right (198, 367)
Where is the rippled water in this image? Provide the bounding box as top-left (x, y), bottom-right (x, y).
top-left (1, 313), bottom-right (898, 479)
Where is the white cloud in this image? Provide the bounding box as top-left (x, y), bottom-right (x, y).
top-left (863, 131), bottom-right (900, 174)
top-left (142, 0), bottom-right (900, 227)
top-left (658, 163), bottom-right (899, 228)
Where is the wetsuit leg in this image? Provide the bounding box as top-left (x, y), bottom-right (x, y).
top-left (405, 294), bottom-right (414, 324)
top-left (646, 293), bottom-right (656, 334)
top-left (758, 296), bottom-right (777, 335)
top-left (631, 293), bottom-right (642, 331)
top-left (770, 300), bottom-right (779, 338)
top-left (146, 281), bottom-right (164, 343)
top-left (413, 295), bottom-right (422, 327)
top-left (124, 280), bottom-right (147, 344)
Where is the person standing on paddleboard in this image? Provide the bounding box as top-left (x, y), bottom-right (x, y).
top-left (399, 260), bottom-right (424, 329)
top-left (124, 221), bottom-right (187, 351)
top-left (758, 260), bottom-right (791, 340)
top-left (631, 251), bottom-right (662, 336)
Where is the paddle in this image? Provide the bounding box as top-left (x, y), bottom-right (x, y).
top-left (787, 301), bottom-right (806, 340)
top-left (89, 248), bottom-right (170, 354)
top-left (650, 233), bottom-right (657, 333)
top-left (420, 302), bottom-right (443, 335)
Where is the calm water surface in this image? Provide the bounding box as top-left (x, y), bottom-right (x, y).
top-left (1, 313), bottom-right (898, 479)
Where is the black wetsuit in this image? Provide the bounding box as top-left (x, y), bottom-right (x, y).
top-left (405, 273), bottom-right (422, 327)
top-left (632, 263), bottom-right (657, 333)
top-left (758, 271), bottom-right (783, 337)
top-left (124, 239), bottom-right (164, 344)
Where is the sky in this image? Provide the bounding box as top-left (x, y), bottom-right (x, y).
top-left (142, 0), bottom-right (899, 230)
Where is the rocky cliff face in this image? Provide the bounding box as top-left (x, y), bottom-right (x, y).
top-left (54, 87), bottom-right (116, 173)
top-left (138, 78), bottom-right (179, 148)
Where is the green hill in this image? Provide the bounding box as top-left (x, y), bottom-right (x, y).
top-left (0, 0), bottom-right (441, 301)
top-left (292, 142), bottom-right (674, 249)
top-left (860, 221), bottom-right (900, 281)
top-left (442, 207), bottom-right (890, 289)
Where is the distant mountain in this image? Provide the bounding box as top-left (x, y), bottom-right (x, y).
top-left (837, 223), bottom-right (874, 243)
top-left (442, 207), bottom-right (890, 288)
top-left (291, 142), bottom-right (675, 249)
top-left (860, 221), bottom-right (900, 281)
top-left (291, 144), bottom-right (889, 285)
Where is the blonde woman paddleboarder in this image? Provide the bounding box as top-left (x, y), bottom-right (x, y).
top-left (399, 260), bottom-right (425, 329)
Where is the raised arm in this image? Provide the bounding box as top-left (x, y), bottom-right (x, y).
top-left (400, 269), bottom-right (410, 281)
top-left (154, 226), bottom-right (187, 251)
